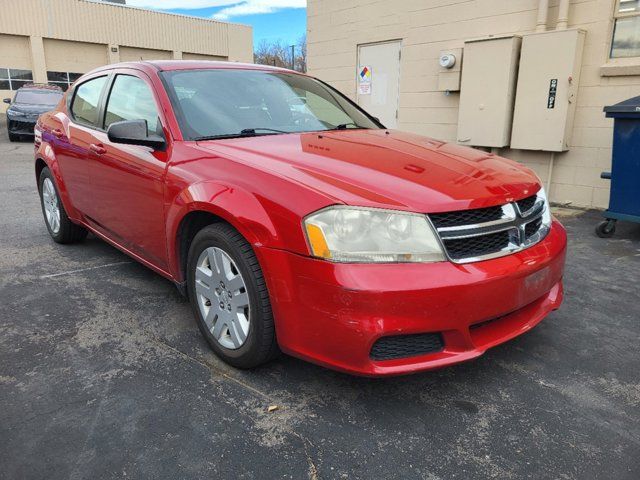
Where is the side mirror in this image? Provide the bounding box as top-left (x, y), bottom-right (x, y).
top-left (3, 98), bottom-right (11, 104)
top-left (107, 119), bottom-right (166, 151)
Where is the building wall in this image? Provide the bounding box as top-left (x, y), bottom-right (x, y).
top-left (182, 52), bottom-right (229, 61)
top-left (0, 0), bottom-right (253, 111)
top-left (307, 0), bottom-right (631, 209)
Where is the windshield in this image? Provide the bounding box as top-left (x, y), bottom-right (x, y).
top-left (15, 90), bottom-right (62, 106)
top-left (161, 69), bottom-right (381, 140)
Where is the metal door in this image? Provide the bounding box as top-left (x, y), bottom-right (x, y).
top-left (357, 41), bottom-right (401, 128)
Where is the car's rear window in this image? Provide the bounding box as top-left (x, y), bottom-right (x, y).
top-left (15, 90), bottom-right (62, 106)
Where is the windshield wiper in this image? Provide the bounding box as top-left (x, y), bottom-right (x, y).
top-left (193, 128), bottom-right (292, 141)
top-left (240, 127), bottom-right (291, 134)
top-left (328, 123), bottom-right (370, 131)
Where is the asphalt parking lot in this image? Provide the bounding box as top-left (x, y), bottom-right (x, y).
top-left (0, 116), bottom-right (639, 480)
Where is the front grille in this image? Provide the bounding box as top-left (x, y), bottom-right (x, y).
top-left (428, 192), bottom-right (549, 263)
top-left (430, 205), bottom-right (503, 228)
top-left (516, 195), bottom-right (537, 214)
top-left (8, 120), bottom-right (35, 132)
top-left (525, 217), bottom-right (542, 240)
top-left (370, 333), bottom-right (444, 361)
top-left (443, 230), bottom-right (511, 260)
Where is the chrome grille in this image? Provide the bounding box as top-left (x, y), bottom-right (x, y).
top-left (430, 205), bottom-right (503, 229)
top-left (444, 230), bottom-right (511, 259)
top-left (429, 192), bottom-right (550, 264)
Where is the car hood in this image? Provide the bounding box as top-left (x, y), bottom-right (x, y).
top-left (195, 129), bottom-right (541, 213)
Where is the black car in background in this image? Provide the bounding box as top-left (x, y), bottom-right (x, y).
top-left (4, 84), bottom-right (63, 141)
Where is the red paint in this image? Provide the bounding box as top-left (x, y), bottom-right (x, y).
top-left (36, 61), bottom-right (567, 376)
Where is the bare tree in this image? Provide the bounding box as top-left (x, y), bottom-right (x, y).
top-left (295, 34), bottom-right (306, 73)
top-left (254, 35), bottom-right (307, 73)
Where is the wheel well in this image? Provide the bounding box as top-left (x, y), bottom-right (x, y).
top-left (177, 211), bottom-right (225, 280)
top-left (35, 158), bottom-right (47, 183)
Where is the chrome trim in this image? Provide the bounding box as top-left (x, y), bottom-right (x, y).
top-left (438, 223), bottom-right (518, 241)
top-left (428, 195), bottom-right (550, 264)
top-left (516, 195), bottom-right (545, 218)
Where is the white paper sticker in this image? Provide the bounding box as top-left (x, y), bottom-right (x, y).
top-left (358, 83), bottom-right (371, 95)
top-left (358, 66), bottom-right (372, 95)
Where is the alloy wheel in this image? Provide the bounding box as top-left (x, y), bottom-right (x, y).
top-left (195, 247), bottom-right (250, 349)
top-left (42, 178), bottom-right (61, 234)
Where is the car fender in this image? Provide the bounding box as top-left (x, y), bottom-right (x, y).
top-left (166, 180), bottom-right (305, 281)
top-left (35, 131), bottom-right (81, 221)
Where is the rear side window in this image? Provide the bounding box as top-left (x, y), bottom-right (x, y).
top-left (70, 76), bottom-right (108, 127)
top-left (104, 75), bottom-right (160, 135)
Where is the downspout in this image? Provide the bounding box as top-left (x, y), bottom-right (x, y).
top-left (557, 0), bottom-right (571, 30)
top-left (536, 0), bottom-right (550, 32)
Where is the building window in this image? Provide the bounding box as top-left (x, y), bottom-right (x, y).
top-left (611, 0), bottom-right (640, 57)
top-left (47, 71), bottom-right (83, 91)
top-left (0, 68), bottom-right (34, 90)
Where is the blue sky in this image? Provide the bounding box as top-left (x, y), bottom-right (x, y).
top-left (127, 1), bottom-right (307, 47)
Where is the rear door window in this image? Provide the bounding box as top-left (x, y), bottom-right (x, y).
top-left (70, 76), bottom-right (108, 127)
top-left (104, 75), bottom-right (160, 136)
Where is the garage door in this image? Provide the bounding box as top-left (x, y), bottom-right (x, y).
top-left (182, 52), bottom-right (227, 61)
top-left (119, 47), bottom-right (172, 62)
top-left (0, 34), bottom-right (32, 112)
top-left (44, 39), bottom-right (108, 90)
top-left (357, 41), bottom-right (401, 128)
top-left (44, 39), bottom-right (108, 73)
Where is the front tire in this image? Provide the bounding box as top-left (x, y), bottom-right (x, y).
top-left (8, 130), bottom-right (18, 142)
top-left (187, 223), bottom-right (279, 369)
top-left (38, 167), bottom-right (88, 243)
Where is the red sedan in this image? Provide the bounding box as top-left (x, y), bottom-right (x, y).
top-left (34, 61), bottom-right (566, 376)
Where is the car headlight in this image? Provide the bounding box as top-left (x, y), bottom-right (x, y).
top-left (7, 109), bottom-right (25, 117)
top-left (538, 186), bottom-right (552, 230)
top-left (303, 206), bottom-right (446, 263)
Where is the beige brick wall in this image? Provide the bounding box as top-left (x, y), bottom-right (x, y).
top-left (308, 0), bottom-right (630, 209)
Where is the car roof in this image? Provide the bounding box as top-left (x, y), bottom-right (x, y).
top-left (85, 60), bottom-right (300, 77)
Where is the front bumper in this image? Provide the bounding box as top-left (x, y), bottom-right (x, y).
top-left (259, 219), bottom-right (567, 376)
top-left (7, 117), bottom-right (37, 135)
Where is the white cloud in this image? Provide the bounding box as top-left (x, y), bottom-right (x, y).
top-left (127, 1), bottom-right (235, 9)
top-left (126, 0), bottom-right (307, 18)
top-left (212, 0), bottom-right (306, 20)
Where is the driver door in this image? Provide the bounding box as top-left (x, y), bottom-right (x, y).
top-left (87, 71), bottom-right (170, 272)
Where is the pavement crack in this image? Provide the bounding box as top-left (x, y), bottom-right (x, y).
top-left (148, 336), bottom-right (275, 402)
top-left (293, 432), bottom-right (320, 480)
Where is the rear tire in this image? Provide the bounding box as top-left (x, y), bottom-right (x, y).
top-left (187, 223), bottom-right (279, 369)
top-left (38, 167), bottom-right (88, 244)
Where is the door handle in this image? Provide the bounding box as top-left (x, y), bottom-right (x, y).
top-left (89, 143), bottom-right (107, 155)
top-left (51, 128), bottom-right (64, 138)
